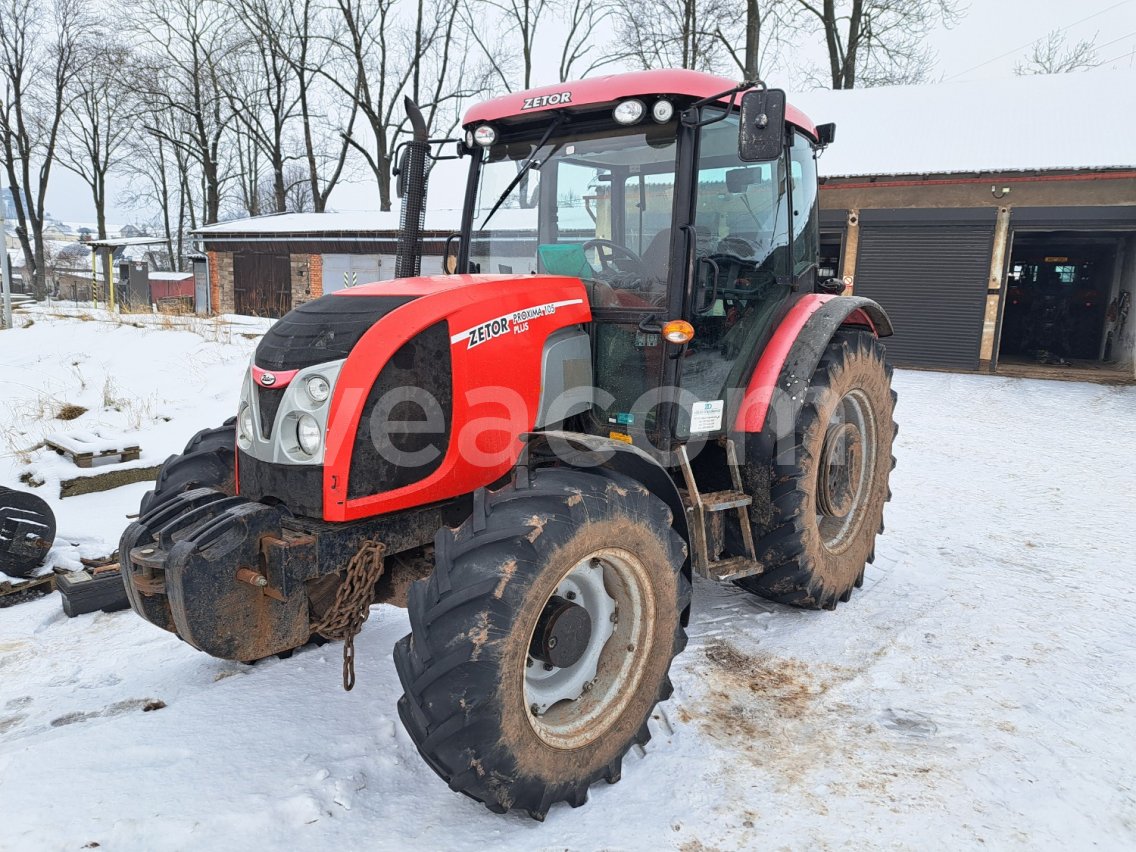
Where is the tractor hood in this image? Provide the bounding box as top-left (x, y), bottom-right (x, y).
top-left (242, 274), bottom-right (593, 523)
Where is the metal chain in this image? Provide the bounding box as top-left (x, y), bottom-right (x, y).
top-left (309, 539), bottom-right (387, 691)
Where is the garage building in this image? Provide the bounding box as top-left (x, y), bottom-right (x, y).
top-left (796, 69), bottom-right (1136, 379)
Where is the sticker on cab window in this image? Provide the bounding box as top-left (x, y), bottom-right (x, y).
top-left (690, 400), bottom-right (724, 434)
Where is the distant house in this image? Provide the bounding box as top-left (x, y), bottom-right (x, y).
top-left (148, 270), bottom-right (194, 302)
top-left (192, 212), bottom-right (456, 317)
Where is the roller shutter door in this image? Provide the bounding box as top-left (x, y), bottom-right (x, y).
top-left (854, 209), bottom-right (995, 370)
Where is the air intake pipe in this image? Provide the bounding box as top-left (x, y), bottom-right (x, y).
top-left (394, 97), bottom-right (430, 279)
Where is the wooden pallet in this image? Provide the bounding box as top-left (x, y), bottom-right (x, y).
top-left (0, 572), bottom-right (56, 607)
top-left (44, 432), bottom-right (141, 469)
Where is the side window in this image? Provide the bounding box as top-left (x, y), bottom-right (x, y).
top-left (790, 131), bottom-right (820, 277)
top-left (694, 113), bottom-right (790, 277)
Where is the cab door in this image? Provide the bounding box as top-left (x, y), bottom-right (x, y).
top-left (674, 115), bottom-right (819, 439)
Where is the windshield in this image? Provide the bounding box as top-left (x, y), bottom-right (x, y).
top-left (469, 122), bottom-right (679, 309)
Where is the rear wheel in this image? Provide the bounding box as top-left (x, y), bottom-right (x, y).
top-left (139, 418), bottom-right (236, 515)
top-left (394, 468), bottom-right (690, 819)
top-left (737, 330), bottom-right (896, 609)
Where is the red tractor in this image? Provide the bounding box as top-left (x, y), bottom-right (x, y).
top-left (120, 70), bottom-right (896, 820)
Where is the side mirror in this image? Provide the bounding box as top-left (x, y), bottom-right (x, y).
top-left (738, 88), bottom-right (786, 162)
top-left (816, 122), bottom-right (836, 146)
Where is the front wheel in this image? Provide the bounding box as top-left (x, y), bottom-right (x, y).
top-left (737, 329), bottom-right (896, 609)
top-left (139, 418), bottom-right (236, 516)
top-left (394, 468), bottom-right (690, 820)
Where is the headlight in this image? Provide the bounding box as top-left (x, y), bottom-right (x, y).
top-left (473, 125), bottom-right (496, 146)
top-left (238, 404), bottom-right (255, 443)
top-left (306, 375), bottom-right (331, 403)
top-left (613, 99), bottom-right (645, 125)
top-left (651, 99), bottom-right (674, 123)
top-left (296, 414), bottom-right (321, 456)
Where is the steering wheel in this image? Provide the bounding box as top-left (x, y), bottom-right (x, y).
top-left (582, 239), bottom-right (649, 286)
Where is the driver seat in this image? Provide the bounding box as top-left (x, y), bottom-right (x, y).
top-left (641, 225), bottom-right (713, 282)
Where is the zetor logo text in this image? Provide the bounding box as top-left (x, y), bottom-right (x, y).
top-left (521, 91), bottom-right (572, 110)
top-left (454, 300), bottom-right (582, 349)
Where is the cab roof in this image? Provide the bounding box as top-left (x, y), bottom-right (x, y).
top-left (463, 69), bottom-right (818, 139)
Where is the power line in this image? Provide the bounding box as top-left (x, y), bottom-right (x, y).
top-left (1098, 46), bottom-right (1136, 64)
top-left (1093, 29), bottom-right (1136, 51)
top-left (945, 0), bottom-right (1134, 80)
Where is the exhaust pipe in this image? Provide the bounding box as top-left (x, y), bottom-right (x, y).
top-left (395, 97), bottom-right (430, 279)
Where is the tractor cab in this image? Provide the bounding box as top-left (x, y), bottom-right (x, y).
top-left (452, 70), bottom-right (826, 448)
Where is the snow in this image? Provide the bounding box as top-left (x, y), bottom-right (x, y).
top-left (0, 304), bottom-right (268, 573)
top-left (194, 210), bottom-right (410, 235)
top-left (791, 69), bottom-right (1136, 177)
top-left (2, 313), bottom-right (1136, 849)
top-left (148, 272), bottom-right (193, 282)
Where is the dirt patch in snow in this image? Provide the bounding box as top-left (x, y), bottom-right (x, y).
top-left (679, 639), bottom-right (853, 790)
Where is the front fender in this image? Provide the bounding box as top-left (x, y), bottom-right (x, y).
top-left (734, 294), bottom-right (893, 433)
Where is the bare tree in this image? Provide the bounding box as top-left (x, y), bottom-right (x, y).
top-left (60, 38), bottom-right (132, 289)
top-left (710, 0), bottom-right (789, 80)
top-left (324, 0), bottom-right (486, 211)
top-left (793, 0), bottom-right (962, 89)
top-left (614, 0), bottom-right (732, 72)
top-left (228, 0), bottom-right (307, 214)
top-left (558, 0), bottom-right (619, 82)
top-left (128, 0), bottom-right (237, 224)
top-left (464, 0), bottom-right (618, 90)
top-left (0, 0), bottom-right (86, 298)
top-left (120, 106), bottom-right (197, 271)
top-left (283, 0), bottom-right (356, 212)
top-left (1014, 30), bottom-right (1101, 76)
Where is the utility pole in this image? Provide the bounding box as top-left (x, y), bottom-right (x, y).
top-left (1, 191), bottom-right (13, 330)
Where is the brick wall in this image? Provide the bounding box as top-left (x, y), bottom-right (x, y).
top-left (209, 251), bottom-right (235, 314)
top-left (208, 251), bottom-right (219, 314)
top-left (290, 254), bottom-right (313, 307)
top-left (309, 253), bottom-right (323, 298)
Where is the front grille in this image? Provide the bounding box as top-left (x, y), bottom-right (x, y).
top-left (348, 322), bottom-right (452, 500)
top-left (255, 294), bottom-right (416, 372)
top-left (256, 386), bottom-right (286, 438)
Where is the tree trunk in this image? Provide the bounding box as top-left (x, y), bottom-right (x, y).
top-left (744, 0), bottom-right (760, 80)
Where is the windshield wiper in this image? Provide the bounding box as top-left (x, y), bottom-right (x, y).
top-left (478, 116), bottom-right (565, 231)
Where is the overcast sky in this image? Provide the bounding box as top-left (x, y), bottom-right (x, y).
top-left (40, 0), bottom-right (1136, 227)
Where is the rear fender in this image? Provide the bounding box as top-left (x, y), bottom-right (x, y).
top-left (734, 294), bottom-right (893, 434)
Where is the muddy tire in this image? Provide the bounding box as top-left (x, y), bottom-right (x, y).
top-left (737, 330), bottom-right (896, 609)
top-left (139, 418), bottom-right (236, 516)
top-left (394, 467), bottom-right (690, 820)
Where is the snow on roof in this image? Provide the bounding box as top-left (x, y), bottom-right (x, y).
top-left (194, 210), bottom-right (408, 235)
top-left (87, 236), bottom-right (169, 248)
top-left (791, 69), bottom-right (1136, 178)
top-left (192, 205), bottom-right (478, 238)
top-left (148, 271), bottom-right (192, 280)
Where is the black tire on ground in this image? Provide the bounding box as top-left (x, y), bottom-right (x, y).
top-left (736, 329), bottom-right (897, 610)
top-left (394, 467), bottom-right (690, 820)
top-left (138, 418), bottom-right (237, 516)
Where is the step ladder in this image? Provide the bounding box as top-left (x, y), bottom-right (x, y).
top-left (677, 440), bottom-right (763, 581)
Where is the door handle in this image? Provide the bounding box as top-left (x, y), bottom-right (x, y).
top-left (696, 256), bottom-right (721, 314)
top-left (637, 314), bottom-right (663, 334)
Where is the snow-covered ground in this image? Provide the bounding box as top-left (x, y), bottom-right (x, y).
top-left (0, 305), bottom-right (270, 571)
top-left (1, 309), bottom-right (1135, 850)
